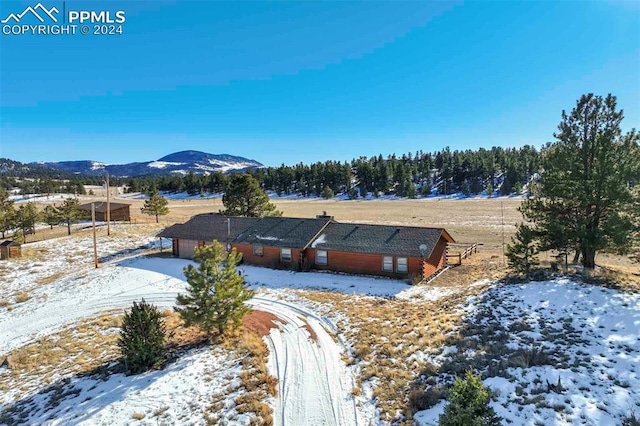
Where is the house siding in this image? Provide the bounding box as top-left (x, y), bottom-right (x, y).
top-left (422, 237), bottom-right (448, 279)
top-left (168, 231), bottom-right (451, 281)
top-left (307, 248), bottom-right (422, 278)
top-left (230, 243), bottom-right (303, 269)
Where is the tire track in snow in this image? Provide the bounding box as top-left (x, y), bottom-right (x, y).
top-left (249, 297), bottom-right (361, 426)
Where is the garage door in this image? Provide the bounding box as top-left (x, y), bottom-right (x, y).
top-left (178, 239), bottom-right (198, 259)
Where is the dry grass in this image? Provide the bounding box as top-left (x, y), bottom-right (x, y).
top-left (36, 272), bottom-right (66, 286)
top-left (228, 313), bottom-right (280, 426)
top-left (131, 412), bottom-right (145, 420)
top-left (294, 258), bottom-right (498, 424)
top-left (0, 314), bottom-right (122, 395)
top-left (14, 291), bottom-right (31, 303)
top-left (2, 310), bottom-right (276, 425)
top-left (160, 310), bottom-right (276, 425)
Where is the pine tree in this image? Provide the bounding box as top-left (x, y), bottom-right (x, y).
top-left (461, 180), bottom-right (471, 197)
top-left (514, 181), bottom-right (523, 195)
top-left (406, 181), bottom-right (418, 199)
top-left (58, 198), bottom-right (83, 235)
top-left (486, 182), bottom-right (494, 198)
top-left (439, 370), bottom-right (500, 426)
top-left (15, 202), bottom-right (40, 237)
top-left (42, 205), bottom-right (60, 230)
top-left (0, 189), bottom-right (15, 239)
top-left (118, 299), bottom-right (166, 375)
top-left (321, 186), bottom-right (334, 199)
top-left (175, 242), bottom-right (254, 337)
top-left (520, 94), bottom-right (640, 269)
top-left (506, 223), bottom-right (539, 276)
top-left (141, 192), bottom-right (170, 223)
top-left (221, 174), bottom-right (281, 217)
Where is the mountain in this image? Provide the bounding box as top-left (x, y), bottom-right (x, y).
top-left (0, 158), bottom-right (85, 180)
top-left (32, 150), bottom-right (263, 177)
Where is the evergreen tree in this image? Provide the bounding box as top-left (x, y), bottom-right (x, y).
top-left (506, 223), bottom-right (540, 276)
top-left (501, 175), bottom-right (513, 196)
top-left (461, 180), bottom-right (471, 197)
top-left (58, 198), bottom-right (83, 236)
top-left (347, 187), bottom-right (358, 200)
top-left (321, 186), bottom-right (334, 199)
top-left (486, 182), bottom-right (494, 198)
top-left (520, 94), bottom-right (640, 269)
top-left (439, 370), bottom-right (500, 426)
top-left (175, 242), bottom-right (254, 337)
top-left (42, 205), bottom-right (60, 229)
top-left (406, 181), bottom-right (418, 199)
top-left (118, 299), bottom-right (166, 375)
top-left (141, 192), bottom-right (170, 223)
top-left (0, 189), bottom-right (15, 239)
top-left (221, 174), bottom-right (281, 217)
top-left (15, 202), bottom-right (40, 237)
top-left (514, 180), bottom-right (523, 195)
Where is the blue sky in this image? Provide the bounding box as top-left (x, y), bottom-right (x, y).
top-left (1, 1), bottom-right (638, 166)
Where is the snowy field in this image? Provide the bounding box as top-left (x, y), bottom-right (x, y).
top-left (415, 279), bottom-right (640, 426)
top-left (0, 232), bottom-right (425, 425)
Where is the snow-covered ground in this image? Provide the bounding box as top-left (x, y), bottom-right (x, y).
top-left (250, 295), bottom-right (361, 425)
top-left (0, 226), bottom-right (170, 303)
top-left (2, 237), bottom-right (418, 425)
top-left (415, 279), bottom-right (640, 426)
top-left (8, 193), bottom-right (79, 203)
top-left (4, 346), bottom-right (248, 425)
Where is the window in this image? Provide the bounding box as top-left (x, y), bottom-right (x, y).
top-left (316, 250), bottom-right (328, 265)
top-left (281, 248), bottom-right (292, 262)
top-left (253, 245), bottom-right (263, 256)
top-left (382, 256), bottom-right (393, 272)
top-left (396, 257), bottom-right (408, 273)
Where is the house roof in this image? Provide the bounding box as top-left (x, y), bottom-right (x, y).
top-left (79, 202), bottom-right (131, 213)
top-left (235, 216), bottom-right (331, 249)
top-left (0, 240), bottom-right (20, 247)
top-left (312, 222), bottom-right (454, 258)
top-left (159, 213), bottom-right (455, 257)
top-left (158, 213), bottom-right (261, 242)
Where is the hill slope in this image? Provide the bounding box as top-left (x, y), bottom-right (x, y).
top-left (33, 150), bottom-right (263, 177)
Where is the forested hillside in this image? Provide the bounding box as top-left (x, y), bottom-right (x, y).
top-left (2, 145), bottom-right (541, 198)
top-left (125, 145), bottom-right (541, 198)
top-left (0, 158), bottom-right (99, 195)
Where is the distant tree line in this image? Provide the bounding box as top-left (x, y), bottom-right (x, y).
top-left (0, 175), bottom-right (89, 196)
top-left (122, 146), bottom-right (541, 198)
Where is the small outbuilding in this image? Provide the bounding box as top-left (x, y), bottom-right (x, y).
top-left (0, 240), bottom-right (21, 260)
top-left (79, 202), bottom-right (131, 222)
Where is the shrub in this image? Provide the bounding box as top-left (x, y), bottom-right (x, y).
top-left (408, 386), bottom-right (444, 412)
top-left (439, 370), bottom-right (500, 426)
top-left (321, 186), bottom-right (334, 199)
top-left (506, 223), bottom-right (539, 277)
top-left (119, 299), bottom-right (166, 374)
top-left (623, 412), bottom-right (640, 426)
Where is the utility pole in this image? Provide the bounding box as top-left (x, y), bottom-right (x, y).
top-left (106, 174), bottom-right (111, 236)
top-left (92, 203), bottom-right (99, 268)
top-left (501, 201), bottom-right (505, 266)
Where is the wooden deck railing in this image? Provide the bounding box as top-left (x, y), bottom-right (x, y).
top-left (446, 242), bottom-right (477, 265)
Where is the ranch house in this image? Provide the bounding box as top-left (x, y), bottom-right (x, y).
top-left (159, 213), bottom-right (454, 281)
